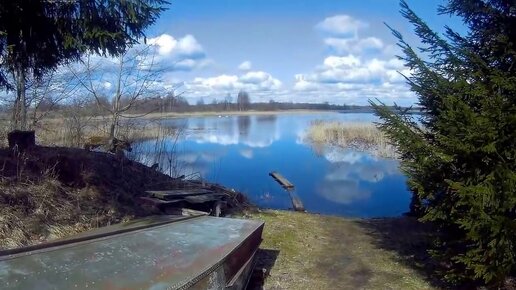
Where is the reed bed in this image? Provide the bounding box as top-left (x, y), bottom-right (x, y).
top-left (306, 120), bottom-right (398, 158)
top-left (0, 117), bottom-right (178, 148)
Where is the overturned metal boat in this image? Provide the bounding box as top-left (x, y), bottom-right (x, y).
top-left (0, 215), bottom-right (264, 289)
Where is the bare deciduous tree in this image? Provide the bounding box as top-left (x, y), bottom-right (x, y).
top-left (27, 70), bottom-right (80, 129)
top-left (237, 90), bottom-right (250, 111)
top-left (224, 93), bottom-right (233, 111)
top-left (2, 70), bottom-right (78, 131)
top-left (70, 45), bottom-right (162, 140)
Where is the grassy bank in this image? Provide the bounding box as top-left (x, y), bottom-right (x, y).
top-left (306, 121), bottom-right (397, 158)
top-left (0, 146), bottom-right (244, 250)
top-left (245, 210), bottom-right (437, 290)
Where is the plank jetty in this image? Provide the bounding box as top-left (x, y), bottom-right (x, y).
top-left (269, 171), bottom-right (305, 212)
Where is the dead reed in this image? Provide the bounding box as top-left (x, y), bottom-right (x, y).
top-left (306, 120), bottom-right (398, 158)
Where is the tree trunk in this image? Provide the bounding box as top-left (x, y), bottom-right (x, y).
top-left (11, 96), bottom-right (19, 130)
top-left (20, 75), bottom-right (27, 130)
top-left (109, 111), bottom-right (120, 140)
top-left (12, 66), bottom-right (27, 130)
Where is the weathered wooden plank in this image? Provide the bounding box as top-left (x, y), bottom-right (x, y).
top-left (163, 207), bottom-right (209, 216)
top-left (141, 194), bottom-right (226, 205)
top-left (268, 172), bottom-right (304, 212)
top-left (146, 188), bottom-right (214, 200)
top-left (184, 193), bottom-right (227, 204)
top-left (288, 191), bottom-right (305, 212)
top-left (269, 171), bottom-right (295, 189)
top-left (139, 196), bottom-right (183, 205)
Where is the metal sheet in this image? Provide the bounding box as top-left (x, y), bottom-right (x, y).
top-left (0, 216), bottom-right (264, 290)
top-left (0, 215), bottom-right (198, 256)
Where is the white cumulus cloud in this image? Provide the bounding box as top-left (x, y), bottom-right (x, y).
top-left (316, 15), bottom-right (368, 37)
top-left (148, 34), bottom-right (204, 58)
top-left (238, 61), bottom-right (252, 71)
top-left (186, 70), bottom-right (282, 100)
top-left (290, 14), bottom-right (414, 105)
top-left (324, 37), bottom-right (384, 55)
top-left (147, 33), bottom-right (207, 71)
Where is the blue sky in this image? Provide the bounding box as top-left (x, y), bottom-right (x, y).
top-left (141, 0), bottom-right (465, 106)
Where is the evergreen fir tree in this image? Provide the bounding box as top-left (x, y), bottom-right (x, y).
top-left (0, 0), bottom-right (168, 129)
top-left (371, 0), bottom-right (516, 286)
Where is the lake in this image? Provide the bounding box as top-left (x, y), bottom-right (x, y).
top-left (136, 112), bottom-right (412, 218)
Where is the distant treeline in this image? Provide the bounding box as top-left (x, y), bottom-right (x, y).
top-left (0, 92), bottom-right (419, 116)
top-left (124, 94), bottom-right (420, 114)
top-left (118, 95), bottom-right (421, 114)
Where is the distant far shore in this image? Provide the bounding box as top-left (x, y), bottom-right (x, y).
top-left (136, 109), bottom-right (358, 120)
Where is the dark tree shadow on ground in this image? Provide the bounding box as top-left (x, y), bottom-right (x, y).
top-left (358, 217), bottom-right (516, 290)
top-left (247, 249), bottom-right (280, 290)
top-left (356, 217), bottom-right (451, 289)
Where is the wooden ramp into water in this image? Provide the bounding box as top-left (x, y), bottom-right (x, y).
top-left (287, 191), bottom-right (305, 212)
top-left (269, 172), bottom-right (295, 189)
top-left (269, 171), bottom-right (305, 212)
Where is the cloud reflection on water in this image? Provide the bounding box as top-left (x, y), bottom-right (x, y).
top-left (141, 113), bottom-right (410, 217)
top-left (179, 115), bottom-right (280, 148)
top-left (316, 147), bottom-right (400, 204)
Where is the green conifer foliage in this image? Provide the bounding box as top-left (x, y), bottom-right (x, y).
top-left (372, 0), bottom-right (515, 286)
top-left (0, 0), bottom-right (168, 88)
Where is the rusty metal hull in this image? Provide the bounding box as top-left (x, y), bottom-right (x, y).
top-left (0, 215), bottom-right (264, 290)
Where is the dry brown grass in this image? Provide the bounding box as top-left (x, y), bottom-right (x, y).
top-left (0, 145), bottom-right (248, 250)
top-left (0, 116), bottom-right (177, 148)
top-left (0, 146), bottom-right (186, 250)
top-left (306, 120), bottom-right (398, 158)
top-left (0, 178), bottom-right (99, 249)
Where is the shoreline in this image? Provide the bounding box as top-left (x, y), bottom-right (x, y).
top-left (133, 109), bottom-right (344, 120)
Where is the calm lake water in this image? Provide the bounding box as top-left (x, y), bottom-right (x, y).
top-left (136, 112), bottom-right (412, 218)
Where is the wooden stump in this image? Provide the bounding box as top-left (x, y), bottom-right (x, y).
top-left (8, 130), bottom-right (35, 151)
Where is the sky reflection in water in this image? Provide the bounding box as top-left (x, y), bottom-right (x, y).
top-left (140, 113), bottom-right (411, 218)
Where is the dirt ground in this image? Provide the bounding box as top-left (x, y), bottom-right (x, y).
top-left (244, 210), bottom-right (438, 290)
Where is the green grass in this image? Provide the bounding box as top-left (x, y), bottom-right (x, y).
top-left (244, 210), bottom-right (437, 290)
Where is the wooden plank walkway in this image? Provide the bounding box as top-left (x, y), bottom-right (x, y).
top-left (269, 171), bottom-right (305, 212)
top-left (269, 172), bottom-right (295, 189)
top-left (288, 191), bottom-right (305, 212)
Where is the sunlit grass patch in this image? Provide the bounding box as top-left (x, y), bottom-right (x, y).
top-left (245, 210), bottom-right (436, 290)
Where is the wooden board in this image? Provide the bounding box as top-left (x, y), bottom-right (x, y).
top-left (141, 194), bottom-right (226, 205)
top-left (268, 172), bottom-right (304, 211)
top-left (269, 172), bottom-right (295, 189)
top-left (163, 208), bottom-right (209, 216)
top-left (146, 189), bottom-right (214, 200)
top-left (183, 193), bottom-right (227, 204)
top-left (139, 196), bottom-right (184, 205)
top-left (288, 191), bottom-right (305, 212)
